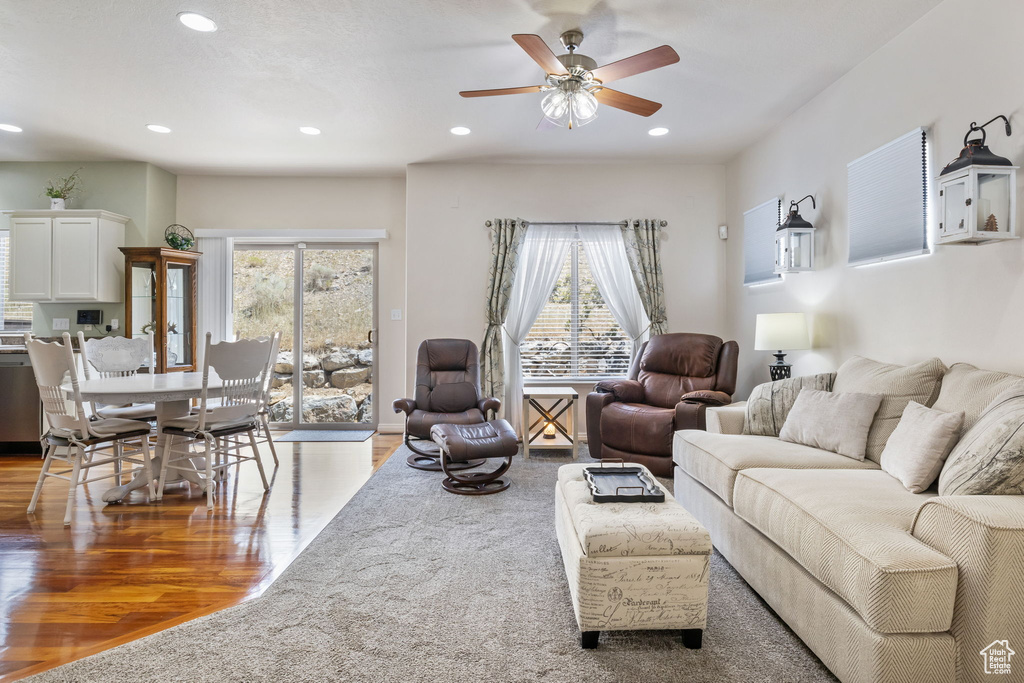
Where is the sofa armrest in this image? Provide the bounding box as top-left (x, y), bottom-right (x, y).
top-left (680, 390), bottom-right (732, 406)
top-left (478, 397), bottom-right (501, 417)
top-left (392, 398), bottom-right (417, 415)
top-left (706, 401), bottom-right (747, 435)
top-left (593, 379), bottom-right (645, 404)
top-left (912, 496), bottom-right (1024, 669)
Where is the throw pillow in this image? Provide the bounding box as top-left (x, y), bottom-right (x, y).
top-left (778, 389), bottom-right (883, 461)
top-left (880, 402), bottom-right (964, 493)
top-left (744, 372), bottom-right (836, 437)
top-left (939, 388), bottom-right (1024, 496)
top-left (832, 356), bottom-right (947, 464)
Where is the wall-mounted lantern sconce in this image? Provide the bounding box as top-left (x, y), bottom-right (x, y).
top-left (938, 115), bottom-right (1018, 245)
top-left (775, 195), bottom-right (816, 274)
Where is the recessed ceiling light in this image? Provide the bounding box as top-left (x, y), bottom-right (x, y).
top-left (648, 127), bottom-right (669, 137)
top-left (146, 124), bottom-right (172, 134)
top-left (450, 126), bottom-right (471, 136)
top-left (0, 124), bottom-right (23, 133)
top-left (177, 12), bottom-right (217, 32)
top-left (299, 126), bottom-right (321, 135)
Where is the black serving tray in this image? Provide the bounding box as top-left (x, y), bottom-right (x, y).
top-left (583, 465), bottom-right (665, 503)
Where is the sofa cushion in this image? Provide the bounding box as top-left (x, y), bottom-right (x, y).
top-left (931, 362), bottom-right (1024, 433)
top-left (406, 408), bottom-right (484, 439)
top-left (733, 468), bottom-right (957, 634)
top-left (832, 356), bottom-right (947, 463)
top-left (744, 372), bottom-right (836, 437)
top-left (600, 402), bottom-right (675, 456)
top-left (673, 431), bottom-right (879, 507)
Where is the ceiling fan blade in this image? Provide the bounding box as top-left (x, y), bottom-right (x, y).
top-left (512, 34), bottom-right (569, 76)
top-left (591, 45), bottom-right (680, 84)
top-left (460, 86), bottom-right (544, 98)
top-left (594, 88), bottom-right (662, 117)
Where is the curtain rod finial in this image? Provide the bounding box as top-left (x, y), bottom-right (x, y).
top-left (659, 220), bottom-right (668, 228)
top-left (485, 220), bottom-right (493, 227)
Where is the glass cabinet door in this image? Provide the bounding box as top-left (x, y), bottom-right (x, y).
top-left (165, 262), bottom-right (193, 369)
top-left (941, 178), bottom-right (969, 237)
top-left (130, 261), bottom-right (157, 339)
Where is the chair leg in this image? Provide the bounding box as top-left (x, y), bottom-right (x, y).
top-left (28, 443), bottom-right (56, 513)
top-left (247, 429), bottom-right (270, 491)
top-left (203, 434), bottom-right (216, 510)
top-left (261, 414), bottom-right (279, 466)
top-left (64, 446), bottom-right (84, 526)
top-left (113, 441), bottom-right (123, 484)
top-left (139, 437), bottom-right (156, 501)
top-left (156, 434), bottom-right (173, 501)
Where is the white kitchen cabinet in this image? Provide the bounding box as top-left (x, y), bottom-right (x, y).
top-left (4, 210), bottom-right (128, 302)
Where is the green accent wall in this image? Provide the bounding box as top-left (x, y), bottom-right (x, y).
top-left (0, 161), bottom-right (177, 337)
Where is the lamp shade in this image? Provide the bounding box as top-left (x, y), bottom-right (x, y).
top-left (754, 313), bottom-right (810, 351)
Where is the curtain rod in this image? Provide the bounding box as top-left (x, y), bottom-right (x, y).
top-left (484, 220), bottom-right (668, 228)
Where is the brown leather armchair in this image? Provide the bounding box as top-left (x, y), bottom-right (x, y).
top-left (586, 333), bottom-right (739, 477)
top-left (393, 338), bottom-right (501, 471)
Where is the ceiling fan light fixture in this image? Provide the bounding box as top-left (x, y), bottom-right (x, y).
top-left (541, 81), bottom-right (599, 129)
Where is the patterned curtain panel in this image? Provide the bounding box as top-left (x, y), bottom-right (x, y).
top-left (481, 218), bottom-right (526, 403)
top-left (621, 219), bottom-right (667, 335)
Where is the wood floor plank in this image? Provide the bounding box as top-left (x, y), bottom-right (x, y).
top-left (0, 433), bottom-right (401, 681)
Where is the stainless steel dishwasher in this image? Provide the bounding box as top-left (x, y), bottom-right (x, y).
top-left (0, 352), bottom-right (42, 454)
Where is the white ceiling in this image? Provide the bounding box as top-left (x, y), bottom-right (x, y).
top-left (0, 0), bottom-right (943, 175)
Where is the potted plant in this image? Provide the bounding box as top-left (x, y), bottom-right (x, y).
top-left (43, 168), bottom-right (83, 210)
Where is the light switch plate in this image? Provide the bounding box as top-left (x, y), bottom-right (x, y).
top-left (84, 325), bottom-right (93, 331)
top-left (110, 319), bottom-right (120, 330)
top-left (391, 309), bottom-right (402, 321)
top-left (53, 318), bottom-right (69, 330)
top-left (718, 225), bottom-right (729, 240)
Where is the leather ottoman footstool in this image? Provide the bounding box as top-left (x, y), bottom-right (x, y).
top-left (555, 463), bottom-right (711, 649)
top-left (430, 420), bottom-right (518, 495)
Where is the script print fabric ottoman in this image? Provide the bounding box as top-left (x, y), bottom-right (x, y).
top-left (555, 464), bottom-right (711, 648)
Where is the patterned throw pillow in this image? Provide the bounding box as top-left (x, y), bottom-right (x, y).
top-left (744, 373), bottom-right (836, 437)
top-left (939, 388), bottom-right (1024, 496)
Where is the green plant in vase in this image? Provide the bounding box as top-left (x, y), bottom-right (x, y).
top-left (43, 168), bottom-right (83, 210)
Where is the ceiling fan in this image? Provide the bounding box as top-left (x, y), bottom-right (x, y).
top-left (460, 31), bottom-right (679, 129)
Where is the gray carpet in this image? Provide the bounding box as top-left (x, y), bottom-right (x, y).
top-left (275, 430), bottom-right (375, 442)
top-left (31, 448), bottom-right (836, 682)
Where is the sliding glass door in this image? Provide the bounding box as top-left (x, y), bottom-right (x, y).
top-left (233, 243), bottom-right (377, 430)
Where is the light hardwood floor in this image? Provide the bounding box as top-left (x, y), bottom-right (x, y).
top-left (0, 433), bottom-right (402, 681)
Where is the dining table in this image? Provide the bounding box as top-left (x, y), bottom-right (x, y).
top-left (61, 371), bottom-right (223, 503)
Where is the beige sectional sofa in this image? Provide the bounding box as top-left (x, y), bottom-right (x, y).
top-left (673, 363), bottom-right (1024, 683)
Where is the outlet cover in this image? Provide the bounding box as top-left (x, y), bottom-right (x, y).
top-left (53, 318), bottom-right (69, 331)
top-left (110, 319), bottom-right (120, 330)
top-left (390, 309), bottom-right (402, 321)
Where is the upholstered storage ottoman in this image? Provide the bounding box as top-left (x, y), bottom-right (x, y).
top-left (555, 463), bottom-right (711, 649)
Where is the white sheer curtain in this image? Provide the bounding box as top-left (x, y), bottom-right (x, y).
top-left (502, 224), bottom-right (576, 436)
top-left (577, 224), bottom-right (651, 359)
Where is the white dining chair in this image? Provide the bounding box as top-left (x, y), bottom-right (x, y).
top-left (77, 332), bottom-right (157, 421)
top-left (191, 332), bottom-right (282, 467)
top-left (25, 333), bottom-right (157, 526)
top-left (158, 333), bottom-right (273, 510)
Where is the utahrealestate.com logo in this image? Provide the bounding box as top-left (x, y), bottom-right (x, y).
top-left (980, 640), bottom-right (1015, 675)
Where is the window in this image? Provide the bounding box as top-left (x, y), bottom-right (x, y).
top-left (847, 127), bottom-right (929, 266)
top-left (521, 237), bottom-right (632, 380)
top-left (743, 198), bottom-right (782, 285)
top-left (0, 231), bottom-right (33, 332)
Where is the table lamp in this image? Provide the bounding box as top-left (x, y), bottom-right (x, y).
top-left (754, 312), bottom-right (810, 381)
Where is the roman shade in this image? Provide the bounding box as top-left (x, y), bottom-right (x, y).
top-left (847, 127), bottom-right (929, 266)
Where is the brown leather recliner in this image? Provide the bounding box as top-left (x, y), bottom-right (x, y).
top-left (393, 339), bottom-right (501, 471)
top-left (586, 333), bottom-right (739, 477)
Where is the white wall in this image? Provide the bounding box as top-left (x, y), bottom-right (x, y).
top-left (725, 0), bottom-right (1024, 396)
top-left (406, 162), bottom-right (730, 432)
top-left (175, 175), bottom-right (407, 431)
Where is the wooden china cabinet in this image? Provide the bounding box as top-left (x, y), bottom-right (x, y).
top-left (120, 247), bottom-right (200, 373)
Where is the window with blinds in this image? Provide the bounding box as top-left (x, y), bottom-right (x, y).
top-left (848, 128), bottom-right (929, 266)
top-left (520, 238), bottom-right (632, 380)
top-left (743, 198), bottom-right (782, 285)
top-left (0, 232), bottom-right (33, 332)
